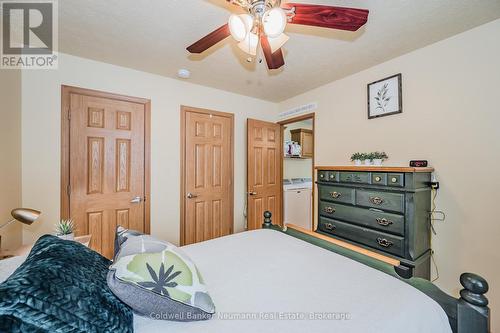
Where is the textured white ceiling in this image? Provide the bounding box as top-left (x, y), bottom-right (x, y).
top-left (59, 0), bottom-right (500, 102)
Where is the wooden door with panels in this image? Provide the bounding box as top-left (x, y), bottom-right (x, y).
top-left (61, 86), bottom-right (150, 259)
top-left (181, 106), bottom-right (234, 246)
top-left (247, 119), bottom-right (282, 230)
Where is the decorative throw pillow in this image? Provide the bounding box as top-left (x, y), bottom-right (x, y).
top-left (108, 228), bottom-right (215, 321)
top-left (0, 235), bottom-right (133, 333)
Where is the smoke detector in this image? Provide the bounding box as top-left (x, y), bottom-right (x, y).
top-left (177, 69), bottom-right (191, 79)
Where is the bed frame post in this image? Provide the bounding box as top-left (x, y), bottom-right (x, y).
top-left (457, 273), bottom-right (490, 332)
top-left (262, 211), bottom-right (273, 229)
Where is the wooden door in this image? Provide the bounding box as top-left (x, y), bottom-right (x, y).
top-left (181, 107), bottom-right (234, 246)
top-left (247, 119), bottom-right (282, 230)
top-left (63, 87), bottom-right (150, 259)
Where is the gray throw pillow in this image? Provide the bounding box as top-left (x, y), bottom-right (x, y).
top-left (108, 227), bottom-right (215, 321)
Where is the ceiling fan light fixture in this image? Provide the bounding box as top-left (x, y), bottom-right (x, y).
top-left (262, 7), bottom-right (287, 38)
top-left (228, 14), bottom-right (246, 41)
top-left (238, 31), bottom-right (259, 56)
top-left (267, 33), bottom-right (289, 53)
top-left (229, 14), bottom-right (254, 42)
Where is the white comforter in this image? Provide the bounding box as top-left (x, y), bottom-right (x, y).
top-left (0, 230), bottom-right (452, 333)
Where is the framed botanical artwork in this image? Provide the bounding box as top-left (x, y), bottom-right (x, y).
top-left (367, 73), bottom-right (402, 119)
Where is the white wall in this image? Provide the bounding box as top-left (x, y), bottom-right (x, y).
top-left (21, 53), bottom-right (278, 246)
top-left (0, 70), bottom-right (22, 250)
top-left (279, 19), bottom-right (500, 331)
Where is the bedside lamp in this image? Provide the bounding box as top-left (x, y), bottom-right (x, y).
top-left (0, 208), bottom-right (41, 230)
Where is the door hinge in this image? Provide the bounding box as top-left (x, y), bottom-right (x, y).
top-left (67, 185), bottom-right (71, 197)
top-left (67, 109), bottom-right (71, 120)
top-left (143, 196), bottom-right (147, 202)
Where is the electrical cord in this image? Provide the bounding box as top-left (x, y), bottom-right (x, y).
top-left (429, 186), bottom-right (445, 282)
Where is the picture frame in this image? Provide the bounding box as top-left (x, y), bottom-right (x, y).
top-left (367, 73), bottom-right (402, 119)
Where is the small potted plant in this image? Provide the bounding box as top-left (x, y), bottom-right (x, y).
top-left (56, 219), bottom-right (76, 240)
top-left (372, 152), bottom-right (389, 166)
top-left (364, 153), bottom-right (373, 166)
top-left (350, 153), bottom-right (364, 166)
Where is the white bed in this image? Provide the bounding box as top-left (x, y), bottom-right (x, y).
top-left (0, 229), bottom-right (451, 333)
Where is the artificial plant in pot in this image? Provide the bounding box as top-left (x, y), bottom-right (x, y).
top-left (364, 153), bottom-right (374, 166)
top-left (56, 219), bottom-right (76, 240)
top-left (372, 152), bottom-right (389, 166)
top-left (350, 153), bottom-right (364, 166)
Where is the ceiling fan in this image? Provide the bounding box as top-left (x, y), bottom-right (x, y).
top-left (187, 0), bottom-right (369, 70)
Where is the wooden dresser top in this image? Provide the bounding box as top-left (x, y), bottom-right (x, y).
top-left (315, 166), bottom-right (434, 173)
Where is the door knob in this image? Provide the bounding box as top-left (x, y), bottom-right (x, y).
top-left (248, 191), bottom-right (257, 196)
top-left (130, 196), bottom-right (142, 204)
top-left (187, 193), bottom-right (198, 199)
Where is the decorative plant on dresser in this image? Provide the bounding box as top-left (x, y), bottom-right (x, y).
top-left (316, 166), bottom-right (434, 279)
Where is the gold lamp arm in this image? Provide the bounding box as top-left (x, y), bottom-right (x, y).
top-left (0, 219), bottom-right (16, 230)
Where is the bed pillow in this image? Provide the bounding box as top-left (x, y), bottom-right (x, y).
top-left (108, 228), bottom-right (215, 321)
top-left (0, 235), bottom-right (133, 333)
top-left (114, 225), bottom-right (145, 257)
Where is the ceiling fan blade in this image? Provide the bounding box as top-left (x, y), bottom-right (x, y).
top-left (187, 24), bottom-right (231, 54)
top-left (282, 3), bottom-right (369, 31)
top-left (225, 0), bottom-right (249, 9)
top-left (261, 35), bottom-right (285, 70)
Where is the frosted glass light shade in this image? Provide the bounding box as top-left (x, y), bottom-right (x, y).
top-left (267, 33), bottom-right (289, 53)
top-left (228, 14), bottom-right (254, 42)
top-left (228, 15), bottom-right (246, 41)
top-left (240, 14), bottom-right (254, 31)
top-left (262, 8), bottom-right (287, 38)
top-left (238, 32), bottom-right (259, 56)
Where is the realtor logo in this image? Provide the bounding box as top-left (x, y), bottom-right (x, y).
top-left (1, 0), bottom-right (58, 69)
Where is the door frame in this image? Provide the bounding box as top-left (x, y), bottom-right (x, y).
top-left (60, 85), bottom-right (151, 233)
top-left (277, 113), bottom-right (316, 230)
top-left (180, 105), bottom-right (235, 246)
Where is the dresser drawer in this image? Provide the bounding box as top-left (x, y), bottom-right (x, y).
top-left (339, 172), bottom-right (371, 184)
top-left (388, 173), bottom-right (404, 187)
top-left (318, 216), bottom-right (405, 257)
top-left (318, 171), bottom-right (329, 182)
top-left (327, 171), bottom-right (338, 182)
top-left (371, 173), bottom-right (387, 186)
top-left (356, 190), bottom-right (405, 213)
top-left (319, 201), bottom-right (405, 236)
top-left (318, 185), bottom-right (355, 205)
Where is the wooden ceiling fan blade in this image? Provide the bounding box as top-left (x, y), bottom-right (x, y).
top-left (261, 35), bottom-right (285, 70)
top-left (187, 24), bottom-right (231, 54)
top-left (282, 3), bottom-right (369, 31)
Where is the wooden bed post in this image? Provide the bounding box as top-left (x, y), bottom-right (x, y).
top-left (262, 211), bottom-right (273, 229)
top-left (457, 273), bottom-right (490, 332)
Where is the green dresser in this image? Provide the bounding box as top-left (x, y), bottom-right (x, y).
top-left (316, 166), bottom-right (434, 279)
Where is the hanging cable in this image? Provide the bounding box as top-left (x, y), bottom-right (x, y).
top-left (429, 185), bottom-right (445, 282)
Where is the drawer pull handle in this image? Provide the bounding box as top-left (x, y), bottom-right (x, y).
top-left (330, 191), bottom-right (342, 199)
top-left (374, 176), bottom-right (382, 182)
top-left (320, 174), bottom-right (325, 179)
top-left (370, 196), bottom-right (384, 205)
top-left (391, 177), bottom-right (398, 183)
top-left (376, 218), bottom-right (393, 226)
top-left (377, 238), bottom-right (393, 248)
top-left (325, 223), bottom-right (336, 231)
top-left (323, 206), bottom-right (336, 214)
